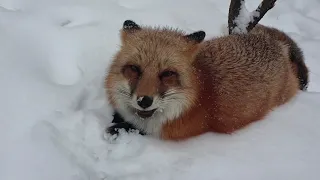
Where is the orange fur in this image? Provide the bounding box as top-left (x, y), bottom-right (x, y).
top-left (105, 21), bottom-right (301, 141)
top-left (162, 34), bottom-right (299, 140)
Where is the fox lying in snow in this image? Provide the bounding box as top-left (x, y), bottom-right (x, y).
top-left (104, 20), bottom-right (309, 141)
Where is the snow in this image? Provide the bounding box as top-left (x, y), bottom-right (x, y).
top-left (232, 0), bottom-right (252, 34)
top-left (1, 0), bottom-right (320, 180)
top-left (231, 0), bottom-right (275, 34)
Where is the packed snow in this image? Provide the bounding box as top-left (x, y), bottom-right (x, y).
top-left (1, 0), bottom-right (320, 180)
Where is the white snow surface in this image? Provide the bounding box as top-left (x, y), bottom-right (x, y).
top-left (1, 0), bottom-right (320, 180)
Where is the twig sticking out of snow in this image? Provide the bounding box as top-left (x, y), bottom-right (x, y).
top-left (228, 0), bottom-right (277, 34)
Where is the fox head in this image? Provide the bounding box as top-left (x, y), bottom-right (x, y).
top-left (105, 20), bottom-right (206, 134)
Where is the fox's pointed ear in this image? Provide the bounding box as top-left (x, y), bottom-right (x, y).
top-left (183, 30), bottom-right (206, 58)
top-left (184, 31), bottom-right (206, 44)
top-left (121, 20), bottom-right (141, 43)
top-left (123, 20), bottom-right (141, 32)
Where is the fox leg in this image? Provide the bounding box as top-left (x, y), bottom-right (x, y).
top-left (106, 111), bottom-right (146, 136)
top-left (111, 111), bottom-right (125, 123)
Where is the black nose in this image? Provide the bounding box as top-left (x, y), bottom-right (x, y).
top-left (137, 96), bottom-right (153, 109)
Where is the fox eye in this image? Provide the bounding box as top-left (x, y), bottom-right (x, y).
top-left (122, 64), bottom-right (141, 81)
top-left (129, 65), bottom-right (140, 73)
top-left (159, 70), bottom-right (179, 87)
top-left (160, 70), bottom-right (177, 78)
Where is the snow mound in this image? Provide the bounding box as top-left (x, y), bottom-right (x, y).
top-left (32, 90), bottom-right (320, 180)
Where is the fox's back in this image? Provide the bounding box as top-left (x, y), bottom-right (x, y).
top-left (196, 34), bottom-right (290, 91)
top-left (251, 24), bottom-right (309, 91)
top-left (192, 34), bottom-right (298, 132)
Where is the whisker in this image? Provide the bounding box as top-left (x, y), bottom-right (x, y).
top-left (159, 95), bottom-right (188, 106)
top-left (162, 89), bottom-right (181, 98)
top-left (117, 87), bottom-right (131, 97)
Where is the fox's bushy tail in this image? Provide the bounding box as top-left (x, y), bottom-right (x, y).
top-left (286, 36), bottom-right (309, 91)
top-left (250, 24), bottom-right (309, 91)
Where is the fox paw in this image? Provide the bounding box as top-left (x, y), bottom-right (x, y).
top-left (106, 122), bottom-right (146, 136)
top-left (107, 122), bottom-right (134, 135)
top-left (107, 111), bottom-right (146, 138)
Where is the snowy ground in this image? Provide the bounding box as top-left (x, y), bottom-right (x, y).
top-left (1, 0), bottom-right (320, 180)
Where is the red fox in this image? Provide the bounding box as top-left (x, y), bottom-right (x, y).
top-left (105, 20), bottom-right (306, 141)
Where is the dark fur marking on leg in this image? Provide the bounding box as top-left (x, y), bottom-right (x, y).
top-left (112, 111), bottom-right (125, 123)
top-left (107, 111), bottom-right (146, 136)
top-left (107, 122), bottom-right (146, 136)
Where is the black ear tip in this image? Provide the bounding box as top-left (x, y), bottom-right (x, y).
top-left (197, 31), bottom-right (206, 40)
top-left (123, 20), bottom-right (140, 30)
top-left (123, 20), bottom-right (135, 26)
top-left (185, 30), bottom-right (206, 43)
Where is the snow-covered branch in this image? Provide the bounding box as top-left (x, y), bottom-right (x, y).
top-left (228, 0), bottom-right (277, 34)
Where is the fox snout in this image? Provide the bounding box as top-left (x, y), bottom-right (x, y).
top-left (132, 94), bottom-right (158, 119)
top-left (130, 71), bottom-right (159, 111)
top-left (136, 96), bottom-right (153, 109)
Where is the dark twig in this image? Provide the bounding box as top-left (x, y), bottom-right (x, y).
top-left (247, 0), bottom-right (277, 32)
top-left (228, 0), bottom-right (245, 34)
top-left (228, 0), bottom-right (277, 34)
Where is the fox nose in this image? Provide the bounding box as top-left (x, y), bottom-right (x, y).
top-left (137, 96), bottom-right (153, 109)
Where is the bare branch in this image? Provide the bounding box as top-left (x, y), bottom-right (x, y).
top-left (247, 0), bottom-right (276, 32)
top-left (228, 0), bottom-right (277, 34)
top-left (228, 0), bottom-right (245, 34)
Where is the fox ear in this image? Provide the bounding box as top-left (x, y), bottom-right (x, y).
top-left (183, 31), bottom-right (206, 57)
top-left (184, 31), bottom-right (206, 44)
top-left (123, 20), bottom-right (141, 32)
top-left (121, 20), bottom-right (141, 43)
